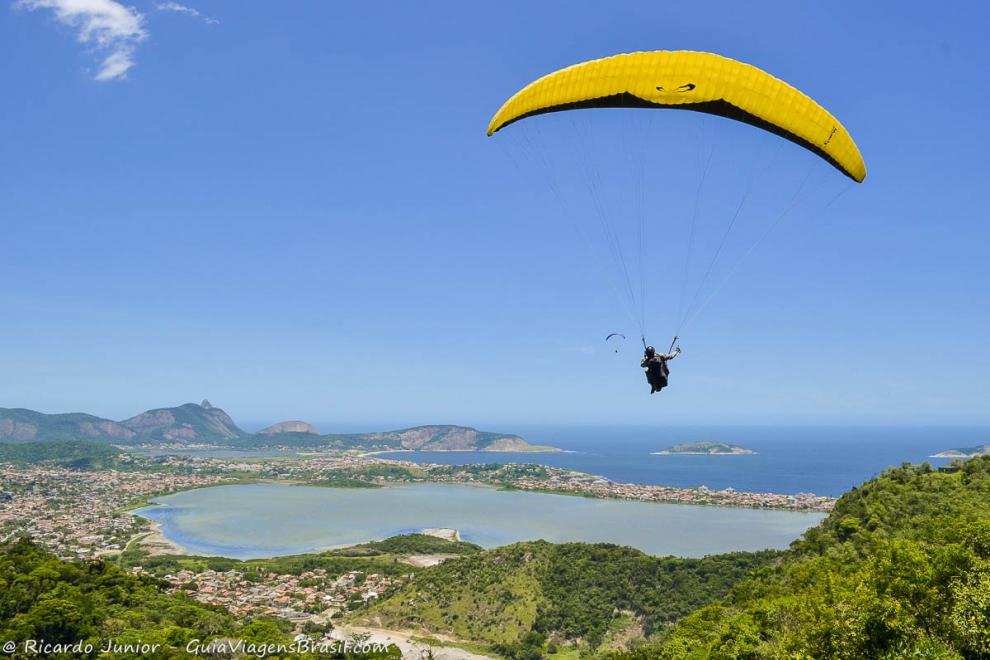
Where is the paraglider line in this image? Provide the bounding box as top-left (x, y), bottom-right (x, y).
top-left (681, 173), bottom-right (851, 332)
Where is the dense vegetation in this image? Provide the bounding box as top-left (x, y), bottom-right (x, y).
top-left (0, 440), bottom-right (125, 470)
top-left (347, 534), bottom-right (481, 557)
top-left (356, 540), bottom-right (778, 655)
top-left (617, 458), bottom-right (990, 658)
top-left (0, 539), bottom-right (400, 658)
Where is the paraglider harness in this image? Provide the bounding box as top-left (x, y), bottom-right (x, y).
top-left (642, 336), bottom-right (678, 393)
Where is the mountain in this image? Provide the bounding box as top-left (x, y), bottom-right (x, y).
top-left (239, 424), bottom-right (547, 452)
top-left (0, 408), bottom-right (134, 443)
top-left (0, 402), bottom-right (243, 446)
top-left (0, 404), bottom-right (549, 451)
top-left (355, 425), bottom-right (533, 451)
top-left (122, 402), bottom-right (244, 443)
top-left (257, 420), bottom-right (321, 435)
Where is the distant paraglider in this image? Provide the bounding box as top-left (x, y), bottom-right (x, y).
top-left (605, 333), bottom-right (626, 353)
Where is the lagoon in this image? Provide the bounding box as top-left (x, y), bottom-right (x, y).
top-left (135, 483), bottom-right (825, 559)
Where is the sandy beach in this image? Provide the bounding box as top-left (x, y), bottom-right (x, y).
top-left (130, 517), bottom-right (188, 556)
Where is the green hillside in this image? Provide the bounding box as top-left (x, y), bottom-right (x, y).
top-left (0, 408), bottom-right (134, 443)
top-left (0, 538), bottom-right (400, 659)
top-left (617, 457), bottom-right (990, 659)
top-left (354, 542), bottom-right (778, 655)
top-left (0, 440), bottom-right (125, 470)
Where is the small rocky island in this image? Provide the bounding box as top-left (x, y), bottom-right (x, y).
top-left (654, 441), bottom-right (755, 455)
top-left (931, 444), bottom-right (990, 458)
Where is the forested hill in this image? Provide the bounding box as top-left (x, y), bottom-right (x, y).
top-left (0, 408), bottom-right (135, 443)
top-left (0, 402), bottom-right (544, 451)
top-left (620, 457), bottom-right (990, 658)
top-left (0, 441), bottom-right (124, 470)
top-left (353, 543), bottom-right (779, 656)
top-left (0, 402), bottom-right (239, 444)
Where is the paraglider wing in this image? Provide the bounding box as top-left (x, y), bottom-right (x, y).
top-left (487, 50), bottom-right (866, 182)
top-left (605, 333), bottom-right (626, 353)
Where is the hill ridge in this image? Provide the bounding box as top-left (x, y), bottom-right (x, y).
top-left (0, 403), bottom-right (545, 451)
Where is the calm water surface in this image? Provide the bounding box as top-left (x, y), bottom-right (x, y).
top-left (373, 425), bottom-right (984, 497)
top-left (136, 483), bottom-right (824, 559)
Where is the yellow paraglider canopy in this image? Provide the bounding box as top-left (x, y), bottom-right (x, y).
top-left (487, 50), bottom-right (866, 182)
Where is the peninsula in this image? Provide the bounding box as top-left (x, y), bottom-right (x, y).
top-left (654, 440), bottom-right (755, 455)
top-left (931, 443), bottom-right (990, 458)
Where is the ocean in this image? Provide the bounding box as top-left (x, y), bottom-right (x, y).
top-left (371, 425), bottom-right (985, 497)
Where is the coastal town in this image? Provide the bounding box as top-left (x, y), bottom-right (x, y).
top-left (137, 450), bottom-right (837, 511)
top-left (421, 462), bottom-right (835, 511)
top-left (0, 462), bottom-right (230, 560)
top-left (133, 565), bottom-right (406, 625)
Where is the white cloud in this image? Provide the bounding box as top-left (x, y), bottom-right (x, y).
top-left (93, 46), bottom-right (134, 80)
top-left (17, 0), bottom-right (147, 81)
top-left (155, 1), bottom-right (218, 25)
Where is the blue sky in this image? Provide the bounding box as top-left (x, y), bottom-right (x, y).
top-left (2, 1), bottom-right (988, 428)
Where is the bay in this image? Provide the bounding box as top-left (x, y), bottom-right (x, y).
top-left (372, 425), bottom-right (983, 497)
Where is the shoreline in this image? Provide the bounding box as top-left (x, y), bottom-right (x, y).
top-left (652, 451), bottom-right (757, 456)
top-left (127, 481), bottom-right (825, 561)
top-left (128, 516), bottom-right (189, 556)
top-left (359, 447), bottom-right (566, 458)
top-left (127, 512), bottom-right (466, 560)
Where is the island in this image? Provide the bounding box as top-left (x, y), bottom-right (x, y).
top-left (931, 443), bottom-right (990, 458)
top-left (654, 440), bottom-right (755, 455)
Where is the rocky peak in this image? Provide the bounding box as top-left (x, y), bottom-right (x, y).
top-left (121, 402), bottom-right (243, 443)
